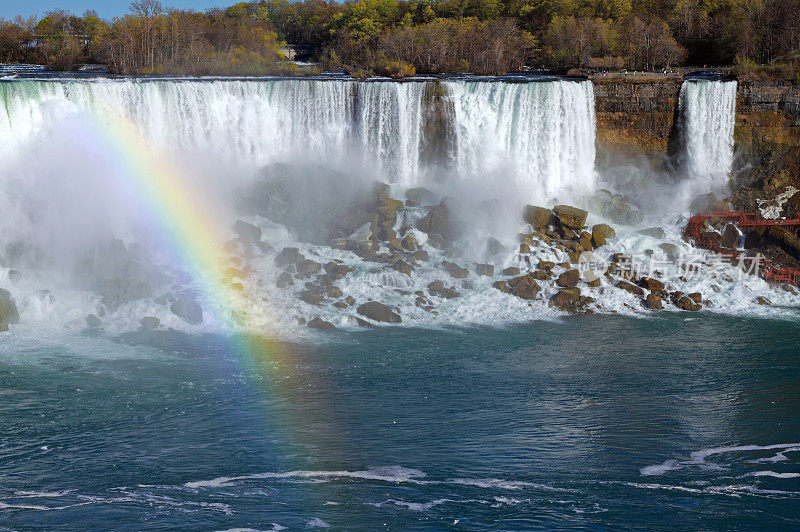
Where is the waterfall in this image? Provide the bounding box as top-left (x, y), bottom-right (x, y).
top-left (678, 79), bottom-right (737, 192)
top-left (0, 79), bottom-right (427, 184)
top-left (443, 80), bottom-right (596, 200)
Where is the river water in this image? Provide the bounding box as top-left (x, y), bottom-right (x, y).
top-left (1, 313), bottom-right (798, 530)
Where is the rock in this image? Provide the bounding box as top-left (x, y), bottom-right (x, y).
top-left (523, 205), bottom-right (551, 230)
top-left (308, 317), bottom-right (336, 330)
top-left (85, 314), bottom-right (102, 328)
top-left (0, 289), bottom-right (20, 325)
top-left (324, 262), bottom-right (352, 280)
top-left (296, 259), bottom-right (322, 275)
top-left (412, 250), bottom-right (429, 262)
top-left (171, 298), bottom-right (203, 325)
top-left (140, 316), bottom-right (160, 330)
top-left (638, 227), bottom-right (665, 239)
top-left (557, 269), bottom-right (580, 288)
top-left (96, 278), bottom-right (152, 310)
top-left (689, 192), bottom-right (718, 214)
top-left (676, 296), bottom-right (701, 311)
top-left (275, 247), bottom-right (305, 268)
top-left (387, 238), bottom-right (405, 253)
top-left (391, 260), bottom-right (414, 276)
top-left (506, 273), bottom-right (541, 300)
top-left (442, 260), bottom-right (468, 279)
top-left (688, 292), bottom-right (702, 304)
top-left (486, 237), bottom-right (505, 256)
top-left (401, 235), bottom-right (418, 251)
top-left (553, 205), bottom-right (588, 229)
top-left (537, 261), bottom-right (555, 270)
top-left (377, 228), bottom-right (396, 242)
top-left (475, 263), bottom-right (494, 276)
top-left (721, 224), bottom-right (740, 248)
top-left (549, 288), bottom-right (593, 313)
top-left (616, 280), bottom-right (644, 296)
top-left (591, 227), bottom-right (605, 248)
top-left (300, 290), bottom-right (325, 305)
top-left (417, 198), bottom-right (453, 243)
top-left (405, 187), bottom-right (437, 206)
top-left (592, 223), bottom-right (616, 239)
top-left (519, 242), bottom-right (531, 253)
top-left (531, 270), bottom-right (549, 281)
top-left (660, 243), bottom-right (680, 261)
top-left (327, 287), bottom-right (343, 298)
top-left (234, 220), bottom-right (262, 244)
top-left (579, 231), bottom-right (593, 251)
top-left (492, 280), bottom-right (508, 292)
top-left (277, 271), bottom-right (294, 288)
top-left (357, 301), bottom-right (402, 323)
top-left (645, 293), bottom-right (663, 310)
top-left (638, 277), bottom-right (665, 292)
top-left (591, 190), bottom-right (643, 226)
top-left (781, 284), bottom-right (798, 295)
top-left (755, 296), bottom-right (772, 305)
top-left (502, 267), bottom-right (521, 276)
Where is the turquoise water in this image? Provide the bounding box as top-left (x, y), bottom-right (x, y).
top-left (1, 313), bottom-right (799, 530)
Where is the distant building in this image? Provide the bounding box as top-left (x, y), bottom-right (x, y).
top-left (280, 44), bottom-right (315, 64)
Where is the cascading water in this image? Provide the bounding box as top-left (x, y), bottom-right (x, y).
top-left (0, 79), bottom-right (428, 184)
top-left (677, 79), bottom-right (737, 192)
top-left (443, 80), bottom-right (596, 200)
top-left (357, 82), bottom-right (425, 186)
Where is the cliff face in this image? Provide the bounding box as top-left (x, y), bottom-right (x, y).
top-left (590, 76), bottom-right (800, 156)
top-left (591, 76), bottom-right (682, 154)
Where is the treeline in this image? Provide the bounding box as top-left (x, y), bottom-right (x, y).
top-left (0, 0), bottom-right (798, 76)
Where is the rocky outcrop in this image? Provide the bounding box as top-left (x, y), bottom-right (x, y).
top-left (591, 76), bottom-right (682, 153)
top-left (0, 289), bottom-right (19, 331)
top-left (357, 301), bottom-right (402, 323)
top-left (171, 298), bottom-right (203, 325)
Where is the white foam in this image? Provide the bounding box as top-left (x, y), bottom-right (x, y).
top-left (744, 471), bottom-right (800, 479)
top-left (185, 466), bottom-right (427, 489)
top-left (641, 443), bottom-right (800, 476)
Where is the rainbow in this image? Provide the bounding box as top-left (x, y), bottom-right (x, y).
top-left (66, 106), bottom-right (340, 476)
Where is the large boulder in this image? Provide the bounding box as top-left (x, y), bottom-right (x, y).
top-left (638, 277), bottom-right (665, 292)
top-left (234, 220), bottom-right (262, 244)
top-left (557, 269), bottom-right (580, 288)
top-left (417, 198), bottom-right (454, 244)
top-left (505, 273), bottom-right (541, 300)
top-left (645, 293), bottom-right (663, 310)
top-left (308, 317), bottom-right (336, 330)
top-left (405, 187), bottom-right (437, 206)
top-left (549, 288), bottom-right (593, 313)
top-left (616, 280), bottom-right (644, 296)
top-left (357, 301), bottom-right (402, 323)
top-left (676, 296), bottom-right (702, 311)
top-left (721, 224), bottom-right (740, 249)
top-left (239, 163), bottom-right (372, 243)
top-left (592, 223), bottom-right (616, 239)
top-left (0, 289), bottom-right (20, 327)
top-left (553, 205), bottom-right (588, 230)
top-left (591, 189), bottom-right (643, 226)
top-left (171, 298), bottom-right (203, 325)
top-left (523, 205), bottom-right (551, 230)
top-left (96, 278), bottom-right (152, 310)
top-left (442, 260), bottom-right (469, 279)
top-left (274, 247), bottom-right (305, 268)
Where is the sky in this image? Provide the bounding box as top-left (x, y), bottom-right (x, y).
top-left (0, 1), bottom-right (221, 20)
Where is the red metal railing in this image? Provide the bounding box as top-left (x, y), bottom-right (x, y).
top-left (684, 211), bottom-right (800, 285)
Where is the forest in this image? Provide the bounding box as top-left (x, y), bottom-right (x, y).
top-left (0, 0), bottom-right (798, 76)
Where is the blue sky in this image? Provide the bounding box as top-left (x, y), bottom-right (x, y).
top-left (0, 1), bottom-right (221, 19)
